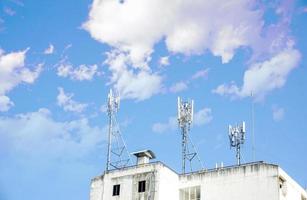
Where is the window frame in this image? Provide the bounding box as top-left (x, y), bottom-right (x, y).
top-left (112, 184), bottom-right (121, 196)
top-left (179, 186), bottom-right (201, 200)
top-left (138, 180), bottom-right (146, 193)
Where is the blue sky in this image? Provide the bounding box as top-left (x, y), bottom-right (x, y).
top-left (0, 0), bottom-right (307, 199)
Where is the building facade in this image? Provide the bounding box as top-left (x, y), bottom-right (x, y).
top-left (90, 150), bottom-right (307, 200)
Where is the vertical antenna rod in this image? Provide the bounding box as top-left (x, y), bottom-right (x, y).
top-left (106, 89), bottom-right (131, 172)
top-left (251, 92), bottom-right (256, 161)
top-left (228, 122), bottom-right (246, 165)
top-left (177, 97), bottom-right (203, 173)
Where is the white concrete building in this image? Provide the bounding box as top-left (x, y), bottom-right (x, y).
top-left (90, 150), bottom-right (307, 200)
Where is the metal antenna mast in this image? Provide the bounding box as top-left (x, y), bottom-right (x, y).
top-left (177, 97), bottom-right (203, 174)
top-left (106, 89), bottom-right (131, 172)
top-left (228, 122), bottom-right (246, 165)
top-left (251, 92), bottom-right (256, 161)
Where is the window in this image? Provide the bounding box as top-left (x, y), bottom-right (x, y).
top-left (279, 177), bottom-right (285, 189)
top-left (113, 184), bottom-right (120, 196)
top-left (180, 186), bottom-right (200, 200)
top-left (279, 176), bottom-right (287, 196)
top-left (138, 180), bottom-right (146, 193)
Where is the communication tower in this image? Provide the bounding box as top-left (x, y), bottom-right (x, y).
top-left (177, 97), bottom-right (203, 174)
top-left (228, 122), bottom-right (246, 165)
top-left (106, 89), bottom-right (131, 172)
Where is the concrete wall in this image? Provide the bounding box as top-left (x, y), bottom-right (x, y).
top-left (90, 162), bottom-right (165, 200)
top-left (90, 162), bottom-right (307, 200)
top-left (278, 167), bottom-right (307, 200)
top-left (179, 163), bottom-right (279, 200)
top-left (90, 176), bottom-right (104, 200)
top-left (157, 164), bottom-right (179, 200)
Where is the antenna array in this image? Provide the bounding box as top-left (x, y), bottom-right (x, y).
top-left (106, 89), bottom-right (131, 172)
top-left (228, 122), bottom-right (246, 165)
top-left (177, 97), bottom-right (203, 174)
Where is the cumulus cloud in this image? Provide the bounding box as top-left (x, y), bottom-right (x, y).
top-left (169, 81), bottom-right (188, 93)
top-left (83, 0), bottom-right (264, 65)
top-left (82, 0), bottom-right (273, 100)
top-left (0, 48), bottom-right (42, 111)
top-left (0, 108), bottom-right (105, 161)
top-left (57, 61), bottom-right (98, 81)
top-left (272, 106), bottom-right (285, 122)
top-left (159, 56), bottom-right (170, 67)
top-left (105, 50), bottom-right (162, 100)
top-left (57, 87), bottom-right (87, 113)
top-left (194, 108), bottom-right (213, 126)
top-left (213, 46), bottom-right (301, 100)
top-left (212, 82), bottom-right (241, 100)
top-left (0, 108), bottom-right (106, 200)
top-left (152, 116), bottom-right (177, 134)
top-left (44, 44), bottom-right (55, 55)
top-left (83, 0), bottom-right (299, 101)
top-left (152, 107), bottom-right (212, 133)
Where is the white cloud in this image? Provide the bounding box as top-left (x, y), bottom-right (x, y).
top-left (83, 0), bottom-right (263, 65)
top-left (152, 107), bottom-right (212, 133)
top-left (84, 0), bottom-right (297, 101)
top-left (82, 0), bottom-right (269, 101)
top-left (0, 108), bottom-right (105, 161)
top-left (192, 68), bottom-right (209, 80)
top-left (213, 46), bottom-right (301, 100)
top-left (44, 44), bottom-right (55, 55)
top-left (0, 95), bottom-right (14, 112)
top-left (57, 87), bottom-right (87, 113)
top-left (105, 51), bottom-right (162, 101)
top-left (0, 48), bottom-right (42, 112)
top-left (152, 116), bottom-right (177, 134)
top-left (212, 82), bottom-right (241, 100)
top-left (194, 108), bottom-right (213, 126)
top-left (169, 81), bottom-right (188, 93)
top-left (159, 56), bottom-right (170, 67)
top-left (57, 62), bottom-right (98, 81)
top-left (168, 68), bottom-right (209, 94)
top-left (0, 108), bottom-right (106, 200)
top-left (272, 106), bottom-right (285, 122)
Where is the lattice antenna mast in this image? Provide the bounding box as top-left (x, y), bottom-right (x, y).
top-left (228, 122), bottom-right (246, 165)
top-left (177, 97), bottom-right (203, 174)
top-left (106, 89), bottom-right (131, 172)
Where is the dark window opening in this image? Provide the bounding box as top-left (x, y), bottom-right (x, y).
top-left (138, 180), bottom-right (146, 193)
top-left (113, 184), bottom-right (120, 196)
top-left (279, 176), bottom-right (285, 189)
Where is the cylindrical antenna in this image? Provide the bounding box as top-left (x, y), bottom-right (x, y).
top-left (228, 121), bottom-right (246, 165)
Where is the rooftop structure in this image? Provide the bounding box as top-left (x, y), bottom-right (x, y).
top-left (90, 152), bottom-right (307, 200)
top-left (132, 150), bottom-right (156, 165)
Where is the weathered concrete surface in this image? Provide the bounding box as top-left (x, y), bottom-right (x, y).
top-left (90, 162), bottom-right (307, 200)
